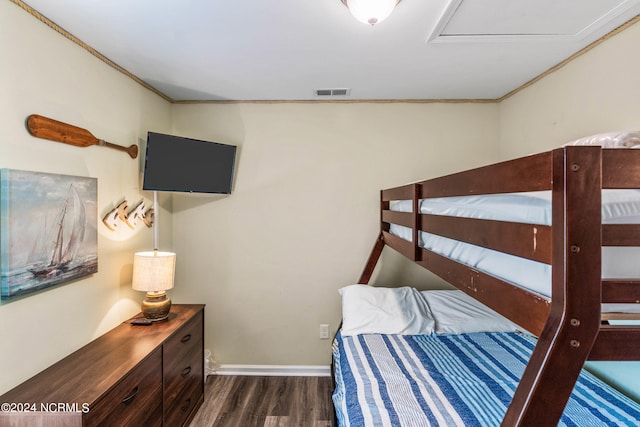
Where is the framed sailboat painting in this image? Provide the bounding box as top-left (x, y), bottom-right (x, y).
top-left (0, 169), bottom-right (98, 300)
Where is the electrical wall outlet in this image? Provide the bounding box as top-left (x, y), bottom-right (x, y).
top-left (319, 324), bottom-right (329, 340)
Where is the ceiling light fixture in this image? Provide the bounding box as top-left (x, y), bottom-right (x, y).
top-left (341, 0), bottom-right (401, 26)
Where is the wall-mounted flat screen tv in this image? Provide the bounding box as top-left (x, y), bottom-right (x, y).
top-left (143, 132), bottom-right (237, 194)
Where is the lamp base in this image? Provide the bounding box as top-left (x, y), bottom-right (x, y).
top-left (141, 291), bottom-right (171, 321)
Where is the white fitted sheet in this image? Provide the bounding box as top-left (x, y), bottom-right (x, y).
top-left (391, 190), bottom-right (640, 225)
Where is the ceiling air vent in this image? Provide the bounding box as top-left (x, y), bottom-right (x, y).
top-left (314, 88), bottom-right (351, 97)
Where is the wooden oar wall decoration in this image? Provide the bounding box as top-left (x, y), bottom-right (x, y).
top-left (26, 114), bottom-right (138, 159)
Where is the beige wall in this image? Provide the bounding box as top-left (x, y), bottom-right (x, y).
top-left (0, 1), bottom-right (172, 394)
top-left (499, 23), bottom-right (640, 159)
top-left (170, 102), bottom-right (499, 365)
top-left (498, 20), bottom-right (640, 401)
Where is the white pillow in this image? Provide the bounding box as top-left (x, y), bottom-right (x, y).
top-left (339, 285), bottom-right (435, 336)
top-left (421, 290), bottom-right (520, 334)
top-left (564, 131), bottom-right (640, 148)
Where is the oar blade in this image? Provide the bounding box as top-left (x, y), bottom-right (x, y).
top-left (26, 114), bottom-right (98, 147)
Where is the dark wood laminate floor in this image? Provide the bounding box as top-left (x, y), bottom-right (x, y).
top-left (189, 375), bottom-right (336, 427)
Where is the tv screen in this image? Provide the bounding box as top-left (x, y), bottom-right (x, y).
top-left (143, 132), bottom-right (237, 194)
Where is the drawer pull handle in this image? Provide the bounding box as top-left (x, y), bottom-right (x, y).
top-left (121, 386), bottom-right (139, 405)
top-left (181, 334), bottom-right (192, 343)
top-left (181, 366), bottom-right (192, 377)
top-left (180, 398), bottom-right (192, 412)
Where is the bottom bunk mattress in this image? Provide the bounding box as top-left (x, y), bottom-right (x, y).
top-left (332, 331), bottom-right (640, 426)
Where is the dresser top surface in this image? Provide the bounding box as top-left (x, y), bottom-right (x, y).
top-left (0, 304), bottom-right (204, 404)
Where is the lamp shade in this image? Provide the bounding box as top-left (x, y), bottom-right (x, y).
top-left (132, 251), bottom-right (176, 292)
top-left (343, 0), bottom-right (400, 26)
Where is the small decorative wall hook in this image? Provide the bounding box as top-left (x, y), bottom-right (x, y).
top-left (125, 200), bottom-right (146, 229)
top-left (143, 208), bottom-right (155, 228)
top-left (102, 200), bottom-right (128, 231)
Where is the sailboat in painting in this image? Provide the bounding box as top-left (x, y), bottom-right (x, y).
top-left (29, 184), bottom-right (86, 278)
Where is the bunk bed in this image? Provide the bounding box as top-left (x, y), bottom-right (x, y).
top-left (334, 142), bottom-right (640, 426)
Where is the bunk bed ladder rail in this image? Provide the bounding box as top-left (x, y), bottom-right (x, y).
top-left (358, 182), bottom-right (421, 284)
top-left (503, 146), bottom-right (603, 426)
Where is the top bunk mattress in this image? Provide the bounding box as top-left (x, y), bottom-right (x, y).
top-left (389, 191), bottom-right (640, 308)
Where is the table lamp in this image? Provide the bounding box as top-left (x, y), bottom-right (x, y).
top-left (132, 250), bottom-right (176, 321)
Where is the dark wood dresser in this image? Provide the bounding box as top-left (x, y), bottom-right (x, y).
top-left (0, 304), bottom-right (204, 427)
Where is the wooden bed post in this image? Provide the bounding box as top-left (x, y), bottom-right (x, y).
top-left (359, 188), bottom-right (392, 284)
top-left (502, 147), bottom-right (602, 426)
top-left (358, 232), bottom-right (385, 284)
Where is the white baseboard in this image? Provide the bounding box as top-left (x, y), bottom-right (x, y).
top-left (212, 364), bottom-right (331, 377)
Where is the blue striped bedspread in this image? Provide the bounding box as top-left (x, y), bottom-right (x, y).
top-left (332, 332), bottom-right (640, 426)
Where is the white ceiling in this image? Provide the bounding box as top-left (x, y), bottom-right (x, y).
top-left (19, 0), bottom-right (640, 102)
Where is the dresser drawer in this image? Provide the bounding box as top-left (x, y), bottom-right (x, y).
top-left (164, 377), bottom-right (204, 427)
top-left (164, 341), bottom-right (203, 401)
top-left (164, 311), bottom-right (203, 363)
top-left (85, 348), bottom-right (163, 427)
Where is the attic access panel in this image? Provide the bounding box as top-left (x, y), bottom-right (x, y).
top-left (428, 0), bottom-right (640, 42)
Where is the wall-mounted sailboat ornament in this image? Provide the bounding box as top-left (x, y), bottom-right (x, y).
top-left (102, 200), bottom-right (153, 231)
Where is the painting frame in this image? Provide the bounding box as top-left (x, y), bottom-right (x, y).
top-left (1, 169), bottom-right (98, 300)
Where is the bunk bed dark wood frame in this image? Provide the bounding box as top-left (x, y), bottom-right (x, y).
top-left (356, 145), bottom-right (640, 426)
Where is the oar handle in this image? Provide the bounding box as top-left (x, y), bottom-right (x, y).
top-left (99, 140), bottom-right (139, 159)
